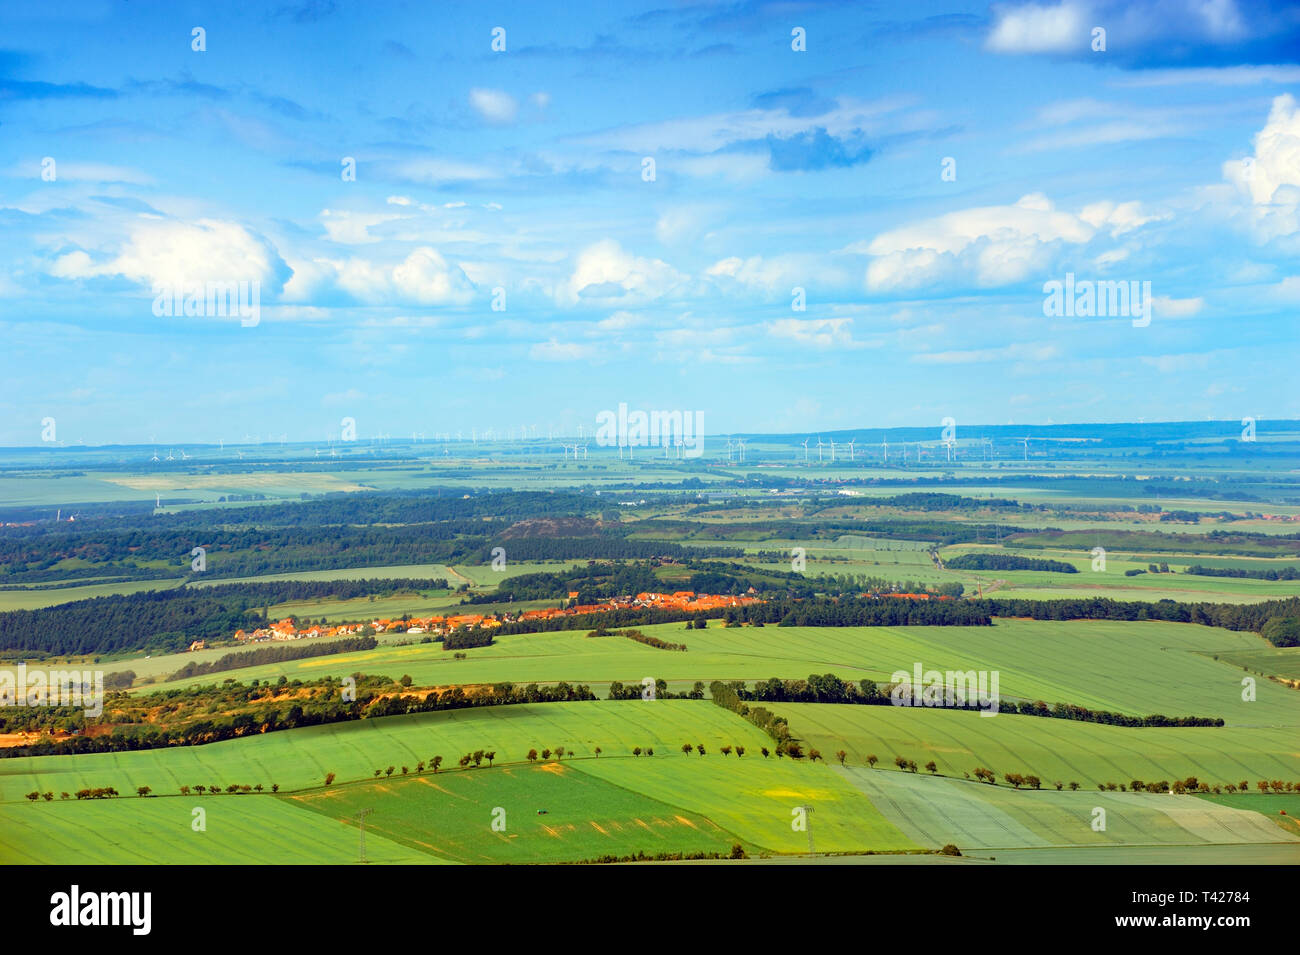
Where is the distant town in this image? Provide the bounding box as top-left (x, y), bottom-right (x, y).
top-left (222, 590), bottom-right (768, 648)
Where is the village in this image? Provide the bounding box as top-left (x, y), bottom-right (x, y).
top-left (225, 590), bottom-right (767, 648)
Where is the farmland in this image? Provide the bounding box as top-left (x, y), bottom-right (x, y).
top-left (4, 422), bottom-right (1300, 868)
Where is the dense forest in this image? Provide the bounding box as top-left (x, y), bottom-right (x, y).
top-left (945, 553), bottom-right (1079, 573)
top-left (0, 577), bottom-right (446, 655)
top-left (1184, 564), bottom-right (1300, 580)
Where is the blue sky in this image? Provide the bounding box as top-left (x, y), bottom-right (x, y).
top-left (2, 0), bottom-right (1299, 446)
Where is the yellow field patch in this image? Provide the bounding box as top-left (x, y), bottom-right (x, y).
top-left (538, 761), bottom-right (568, 775)
top-left (590, 821), bottom-right (608, 835)
top-left (674, 815), bottom-right (697, 829)
top-left (299, 654), bottom-right (373, 669)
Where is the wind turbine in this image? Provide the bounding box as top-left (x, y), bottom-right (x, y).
top-left (166, 449), bottom-right (175, 462)
top-left (880, 436), bottom-right (889, 465)
top-left (802, 438), bottom-right (809, 465)
top-left (816, 438), bottom-right (824, 463)
top-left (847, 439), bottom-right (855, 462)
top-left (829, 439), bottom-right (836, 463)
top-left (1021, 437), bottom-right (1030, 462)
top-left (150, 449), bottom-right (160, 463)
top-left (737, 438), bottom-right (746, 463)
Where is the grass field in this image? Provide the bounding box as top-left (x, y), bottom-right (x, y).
top-left (143, 619), bottom-right (1300, 729)
top-left (573, 752), bottom-right (918, 853)
top-left (1194, 792), bottom-right (1300, 837)
top-left (1206, 647), bottom-right (1300, 681)
top-left (288, 761), bottom-right (751, 863)
top-left (0, 700), bottom-right (775, 804)
top-left (0, 792), bottom-right (441, 864)
top-left (837, 766), bottom-right (1296, 849)
top-left (773, 703), bottom-right (1300, 788)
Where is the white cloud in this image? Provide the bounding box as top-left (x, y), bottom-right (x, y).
top-left (1224, 94), bottom-right (1300, 205)
top-left (855, 193), bottom-right (1160, 292)
top-left (469, 88), bottom-right (518, 124)
top-left (986, 2), bottom-right (1088, 53)
top-left (558, 239), bottom-right (684, 305)
top-left (283, 247), bottom-right (475, 306)
top-left (48, 218), bottom-right (286, 291)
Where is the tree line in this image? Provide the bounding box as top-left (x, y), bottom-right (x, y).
top-left (945, 553), bottom-right (1078, 573)
top-left (166, 636), bottom-right (379, 682)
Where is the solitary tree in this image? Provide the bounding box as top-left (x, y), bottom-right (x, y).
top-left (527, 749), bottom-right (538, 761)
top-left (837, 750), bottom-right (848, 767)
top-left (385, 766), bottom-right (395, 777)
top-left (324, 773), bottom-right (336, 787)
top-left (696, 743), bottom-right (706, 756)
top-left (866, 754), bottom-right (878, 768)
top-left (486, 752), bottom-right (496, 767)
top-left (925, 761), bottom-right (938, 775)
top-left (682, 743), bottom-right (693, 755)
top-left (721, 745), bottom-right (732, 757)
top-left (735, 745), bottom-right (745, 757)
top-left (594, 747), bottom-right (602, 757)
top-left (633, 746), bottom-right (642, 756)
top-left (136, 786), bottom-right (151, 797)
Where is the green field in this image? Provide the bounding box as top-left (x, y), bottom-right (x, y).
top-left (773, 703), bottom-right (1300, 788)
top-left (574, 753), bottom-right (917, 853)
top-left (1207, 646), bottom-right (1300, 681)
top-left (837, 766), bottom-right (1296, 849)
top-left (142, 619), bottom-right (1300, 730)
top-left (0, 792), bottom-right (441, 864)
top-left (0, 700), bottom-right (774, 804)
top-left (288, 761), bottom-right (751, 863)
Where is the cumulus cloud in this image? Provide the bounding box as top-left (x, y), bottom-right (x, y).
top-left (282, 246), bottom-right (475, 305)
top-left (986, 2), bottom-right (1087, 53)
top-left (853, 193), bottom-right (1161, 292)
top-left (1222, 94), bottom-right (1300, 241)
top-left (48, 218), bottom-right (290, 291)
top-left (558, 239), bottom-right (684, 305)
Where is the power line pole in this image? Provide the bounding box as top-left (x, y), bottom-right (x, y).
top-left (355, 807), bottom-right (374, 864)
top-left (798, 804), bottom-right (815, 855)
